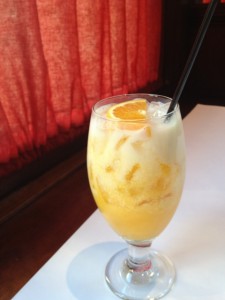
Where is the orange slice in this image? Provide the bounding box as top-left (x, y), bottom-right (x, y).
top-left (107, 98), bottom-right (147, 121)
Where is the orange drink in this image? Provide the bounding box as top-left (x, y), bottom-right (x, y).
top-left (87, 95), bottom-right (185, 242)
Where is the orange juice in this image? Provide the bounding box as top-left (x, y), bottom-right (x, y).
top-left (87, 99), bottom-right (185, 241)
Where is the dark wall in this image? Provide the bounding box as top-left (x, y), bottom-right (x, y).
top-left (161, 1), bottom-right (225, 106)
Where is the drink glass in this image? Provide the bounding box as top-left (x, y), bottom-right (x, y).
top-left (87, 94), bottom-right (185, 299)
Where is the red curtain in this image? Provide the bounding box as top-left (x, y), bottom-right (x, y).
top-left (0, 0), bottom-right (162, 175)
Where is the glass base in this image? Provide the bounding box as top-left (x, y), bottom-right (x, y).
top-left (105, 248), bottom-right (175, 300)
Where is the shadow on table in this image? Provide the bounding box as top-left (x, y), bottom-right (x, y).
top-left (66, 241), bottom-right (124, 300)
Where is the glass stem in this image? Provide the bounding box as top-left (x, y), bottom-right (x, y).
top-left (127, 241), bottom-right (152, 273)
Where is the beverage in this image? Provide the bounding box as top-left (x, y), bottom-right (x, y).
top-left (87, 94), bottom-right (185, 299)
top-left (87, 95), bottom-right (185, 242)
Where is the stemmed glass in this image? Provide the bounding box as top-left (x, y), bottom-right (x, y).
top-left (87, 94), bottom-right (185, 299)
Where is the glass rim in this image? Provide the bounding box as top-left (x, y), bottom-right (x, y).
top-left (92, 93), bottom-right (179, 122)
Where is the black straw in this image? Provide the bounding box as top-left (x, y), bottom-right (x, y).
top-left (167, 0), bottom-right (219, 115)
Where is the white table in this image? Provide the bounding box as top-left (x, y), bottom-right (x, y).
top-left (13, 104), bottom-right (225, 300)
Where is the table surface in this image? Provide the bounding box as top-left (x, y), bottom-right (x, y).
top-left (13, 104), bottom-right (225, 300)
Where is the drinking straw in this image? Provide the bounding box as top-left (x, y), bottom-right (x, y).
top-left (167, 0), bottom-right (219, 115)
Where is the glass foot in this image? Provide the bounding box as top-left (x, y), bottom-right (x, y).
top-left (105, 248), bottom-right (175, 300)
